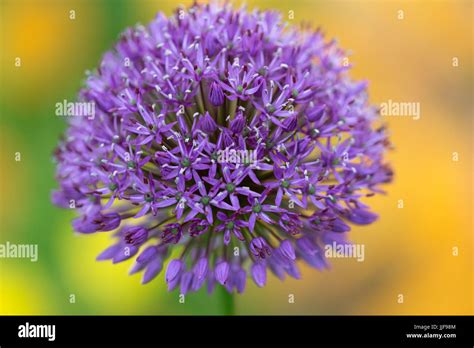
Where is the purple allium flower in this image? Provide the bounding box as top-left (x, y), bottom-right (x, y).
top-left (123, 225), bottom-right (149, 246)
top-left (160, 223), bottom-right (183, 244)
top-left (215, 260), bottom-right (230, 285)
top-left (250, 237), bottom-right (272, 259)
top-left (52, 2), bottom-right (392, 294)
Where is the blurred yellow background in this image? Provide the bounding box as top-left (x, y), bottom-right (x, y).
top-left (0, 0), bottom-right (472, 315)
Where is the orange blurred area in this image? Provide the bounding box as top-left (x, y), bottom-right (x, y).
top-left (0, 0), bottom-right (472, 315)
top-left (0, 0), bottom-right (106, 106)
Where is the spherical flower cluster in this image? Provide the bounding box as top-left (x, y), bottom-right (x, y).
top-left (52, 2), bottom-right (392, 294)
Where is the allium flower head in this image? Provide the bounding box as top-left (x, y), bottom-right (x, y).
top-left (53, 2), bottom-right (392, 294)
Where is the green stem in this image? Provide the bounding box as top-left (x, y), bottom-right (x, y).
top-left (219, 286), bottom-right (235, 315)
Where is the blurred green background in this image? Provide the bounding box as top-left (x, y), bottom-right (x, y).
top-left (0, 0), bottom-right (472, 315)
